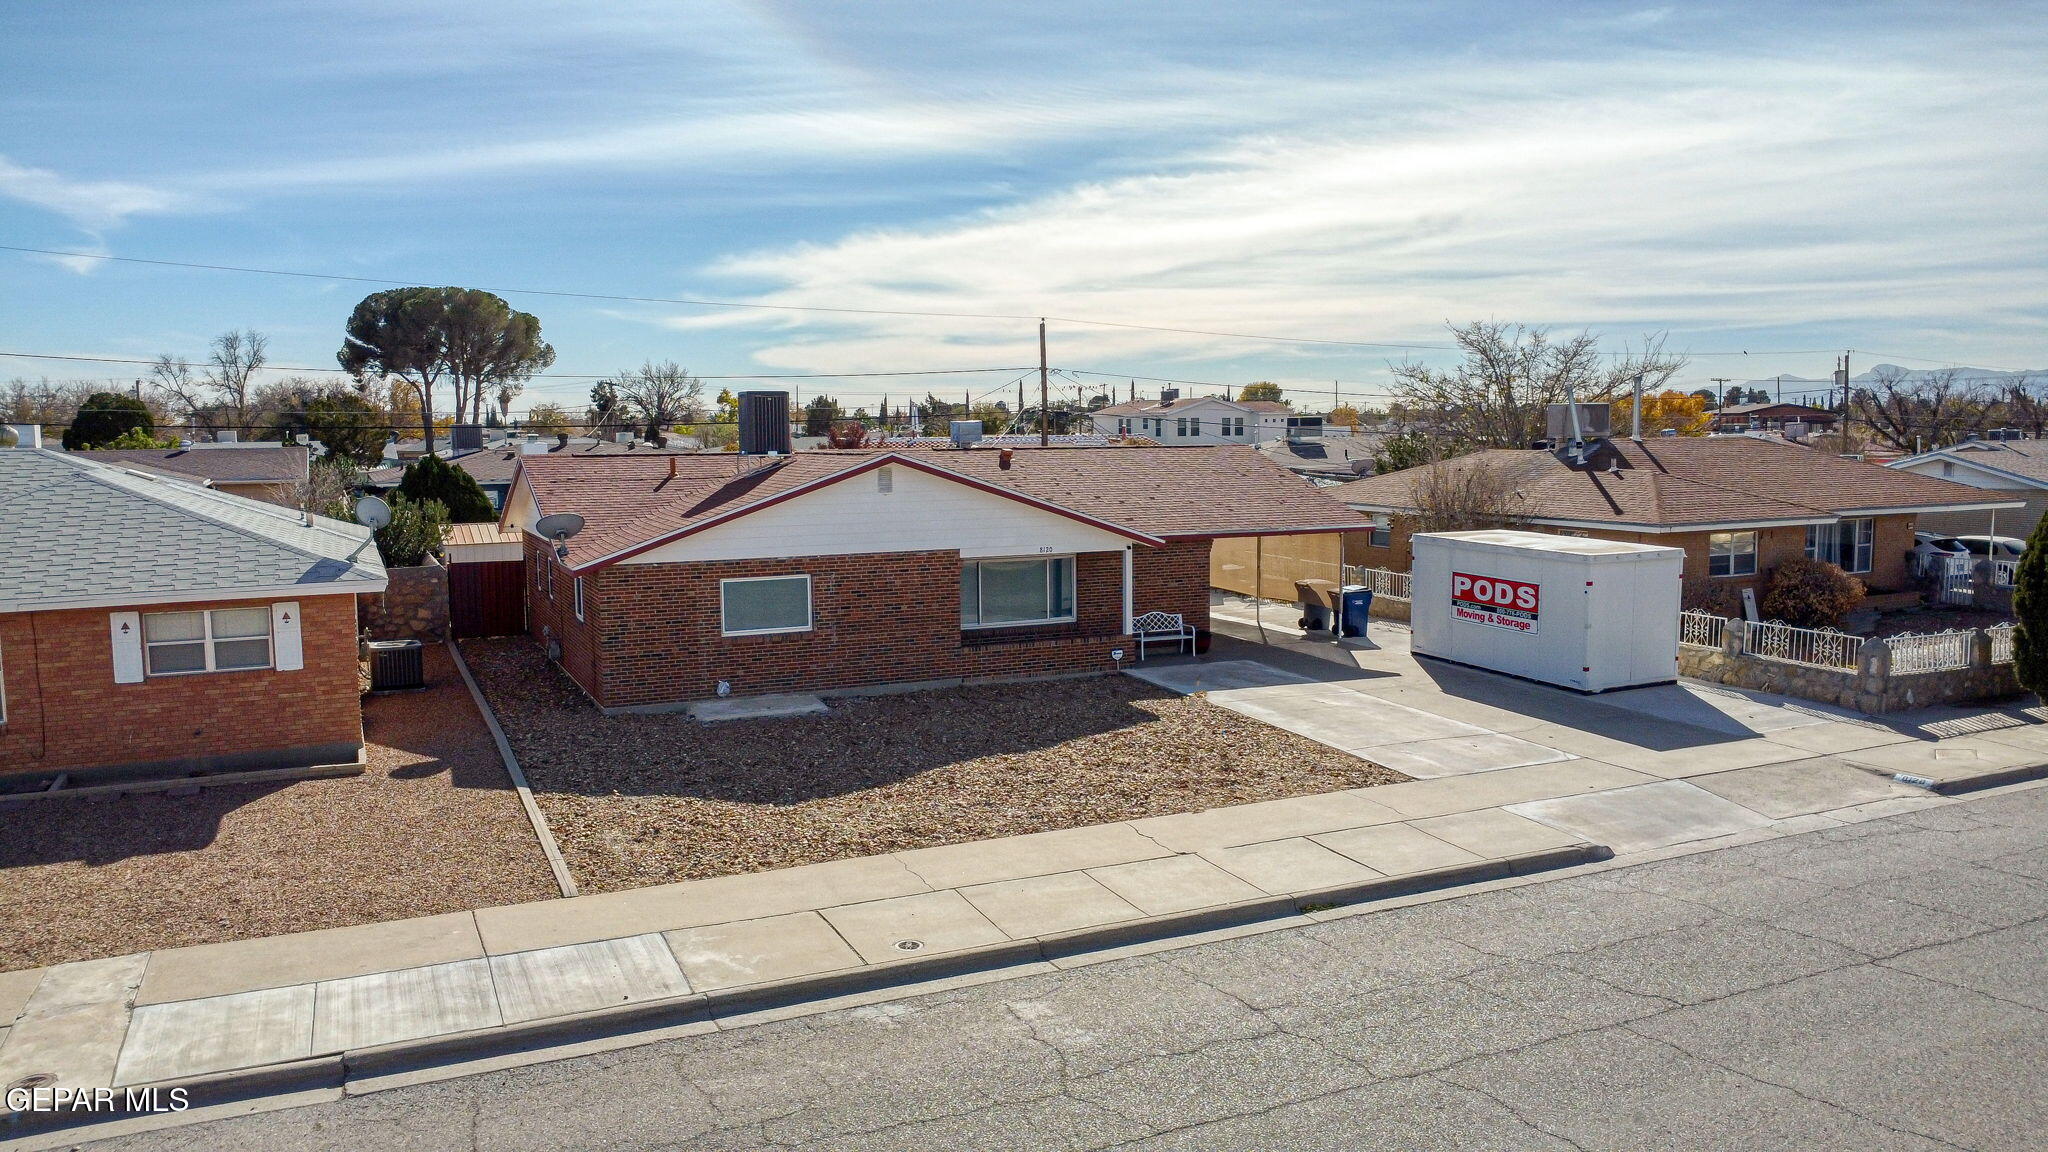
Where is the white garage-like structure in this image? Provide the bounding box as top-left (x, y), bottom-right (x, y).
top-left (1410, 530), bottom-right (1684, 693)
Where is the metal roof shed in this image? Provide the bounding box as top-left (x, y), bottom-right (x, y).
top-left (1410, 529), bottom-right (1683, 693)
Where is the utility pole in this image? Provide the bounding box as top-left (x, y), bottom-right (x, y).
top-left (1038, 318), bottom-right (1050, 446)
top-left (1775, 375), bottom-right (1782, 404)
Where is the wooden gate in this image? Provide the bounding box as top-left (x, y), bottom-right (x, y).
top-left (449, 560), bottom-right (526, 638)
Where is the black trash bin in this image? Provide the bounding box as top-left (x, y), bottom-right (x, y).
top-left (367, 639), bottom-right (425, 692)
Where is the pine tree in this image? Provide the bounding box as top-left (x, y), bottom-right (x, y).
top-left (397, 454), bottom-right (495, 523)
top-left (2013, 514), bottom-right (2048, 700)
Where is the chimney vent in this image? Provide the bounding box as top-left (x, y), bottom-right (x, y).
top-left (999, 448), bottom-right (1014, 470)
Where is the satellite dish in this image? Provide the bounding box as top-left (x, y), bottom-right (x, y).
top-left (354, 495), bottom-right (393, 531)
top-left (534, 513), bottom-right (585, 541)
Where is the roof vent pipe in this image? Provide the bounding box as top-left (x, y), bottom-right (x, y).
top-left (1565, 383), bottom-right (1587, 463)
top-left (1630, 372), bottom-right (1645, 441)
top-left (999, 448), bottom-right (1014, 470)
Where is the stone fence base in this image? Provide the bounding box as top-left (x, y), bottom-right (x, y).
top-left (358, 558), bottom-right (449, 641)
top-left (1680, 618), bottom-right (2021, 715)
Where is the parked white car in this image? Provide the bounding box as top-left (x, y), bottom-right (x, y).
top-left (1910, 532), bottom-right (1970, 576)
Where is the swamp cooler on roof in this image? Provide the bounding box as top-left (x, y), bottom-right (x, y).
top-left (1409, 529), bottom-right (1683, 693)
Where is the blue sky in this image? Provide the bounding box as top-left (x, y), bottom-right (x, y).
top-left (3, 1), bottom-right (2044, 414)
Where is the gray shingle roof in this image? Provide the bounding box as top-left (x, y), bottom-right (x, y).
top-left (75, 445), bottom-right (309, 484)
top-left (0, 449), bottom-right (386, 612)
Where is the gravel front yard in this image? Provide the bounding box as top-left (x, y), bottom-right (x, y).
top-left (464, 637), bottom-right (1406, 893)
top-left (0, 644), bottom-right (556, 972)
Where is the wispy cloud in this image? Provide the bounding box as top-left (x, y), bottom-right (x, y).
top-left (656, 47), bottom-right (2048, 375)
top-left (0, 155), bottom-right (188, 236)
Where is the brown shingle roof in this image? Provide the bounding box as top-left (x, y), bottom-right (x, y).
top-left (77, 445), bottom-right (309, 485)
top-left (518, 445), bottom-right (1369, 568)
top-left (1910, 441), bottom-right (2048, 484)
top-left (1334, 437), bottom-right (2017, 528)
top-left (366, 438), bottom-right (694, 487)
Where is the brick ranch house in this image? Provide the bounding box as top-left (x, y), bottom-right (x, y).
top-left (500, 445), bottom-right (1368, 710)
top-left (1331, 436), bottom-right (2017, 607)
top-left (0, 439), bottom-right (385, 783)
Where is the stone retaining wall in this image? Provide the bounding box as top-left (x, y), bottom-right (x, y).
top-left (357, 558), bottom-right (448, 641)
top-left (1679, 618), bottom-right (2022, 714)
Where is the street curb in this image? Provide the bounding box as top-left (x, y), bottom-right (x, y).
top-left (1894, 760), bottom-right (2048, 795)
top-left (32, 842), bottom-right (1606, 1136)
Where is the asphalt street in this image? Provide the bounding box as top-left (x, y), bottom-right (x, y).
top-left (79, 785), bottom-right (2048, 1151)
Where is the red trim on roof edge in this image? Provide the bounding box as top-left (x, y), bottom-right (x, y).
top-left (577, 452), bottom-right (1165, 570)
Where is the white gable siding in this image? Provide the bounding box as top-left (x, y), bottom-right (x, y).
top-left (622, 464), bottom-right (1132, 564)
top-left (1891, 455), bottom-right (2041, 491)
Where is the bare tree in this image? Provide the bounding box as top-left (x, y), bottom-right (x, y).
top-left (1408, 448), bottom-right (1531, 534)
top-left (609, 361), bottom-right (705, 446)
top-left (1389, 322), bottom-right (1687, 448)
top-left (153, 331), bottom-right (267, 437)
top-left (1850, 367), bottom-right (1993, 452)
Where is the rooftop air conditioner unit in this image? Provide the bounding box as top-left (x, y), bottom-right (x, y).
top-left (949, 420), bottom-right (984, 448)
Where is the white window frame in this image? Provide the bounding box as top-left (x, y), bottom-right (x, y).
top-left (1369, 514), bottom-right (1391, 549)
top-left (1176, 417), bottom-right (1194, 437)
top-left (1708, 530), bottom-right (1758, 578)
top-left (573, 576), bottom-right (585, 621)
top-left (961, 555), bottom-right (1077, 629)
top-left (1804, 518), bottom-right (1873, 574)
top-left (142, 608), bottom-right (275, 676)
top-left (719, 574), bottom-right (814, 637)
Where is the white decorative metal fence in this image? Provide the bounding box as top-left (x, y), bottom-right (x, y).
top-left (1344, 566), bottom-right (1412, 601)
top-left (1679, 609), bottom-right (1727, 650)
top-left (1742, 619), bottom-right (1863, 671)
top-left (1884, 630), bottom-right (1976, 675)
top-left (1991, 559), bottom-right (2019, 589)
top-left (1990, 622), bottom-right (2018, 665)
top-left (1939, 555), bottom-right (1975, 605)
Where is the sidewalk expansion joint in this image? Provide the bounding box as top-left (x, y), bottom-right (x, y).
top-left (6, 842), bottom-right (1607, 1140)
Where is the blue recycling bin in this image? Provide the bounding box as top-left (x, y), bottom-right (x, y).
top-left (1338, 585), bottom-right (1373, 638)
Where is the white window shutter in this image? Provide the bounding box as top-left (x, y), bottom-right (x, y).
top-left (109, 611), bottom-right (144, 683)
top-left (272, 601), bottom-right (303, 671)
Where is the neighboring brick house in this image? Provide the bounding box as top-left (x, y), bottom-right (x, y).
top-left (0, 440), bottom-right (385, 783)
top-left (75, 443), bottom-right (310, 508)
top-left (1708, 402), bottom-right (1840, 435)
top-left (502, 445), bottom-right (1366, 710)
top-left (1331, 436), bottom-right (2017, 605)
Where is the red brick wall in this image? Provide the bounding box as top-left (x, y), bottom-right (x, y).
top-left (1134, 539), bottom-right (1212, 630)
top-left (548, 542), bottom-right (1213, 709)
top-left (525, 536), bottom-right (602, 702)
top-left (0, 594), bottom-right (364, 778)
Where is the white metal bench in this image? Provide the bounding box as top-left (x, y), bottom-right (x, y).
top-left (1132, 611), bottom-right (1196, 659)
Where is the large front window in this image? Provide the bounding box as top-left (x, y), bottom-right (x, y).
top-left (143, 608), bottom-right (273, 675)
top-left (1708, 531), bottom-right (1758, 577)
top-left (1806, 518), bottom-right (1874, 573)
top-left (961, 557), bottom-right (1076, 628)
top-left (720, 575), bottom-right (812, 636)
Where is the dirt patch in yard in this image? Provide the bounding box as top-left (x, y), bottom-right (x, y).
top-left (0, 644), bottom-right (556, 972)
top-left (463, 637), bottom-right (1407, 894)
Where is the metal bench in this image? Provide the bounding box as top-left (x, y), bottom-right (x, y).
top-left (1132, 611), bottom-right (1196, 659)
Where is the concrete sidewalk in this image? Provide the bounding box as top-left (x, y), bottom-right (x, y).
top-left (6, 618), bottom-right (2045, 1141)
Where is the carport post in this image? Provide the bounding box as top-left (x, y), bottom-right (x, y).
top-left (1255, 535), bottom-right (1264, 628)
top-left (1122, 544), bottom-right (1135, 635)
